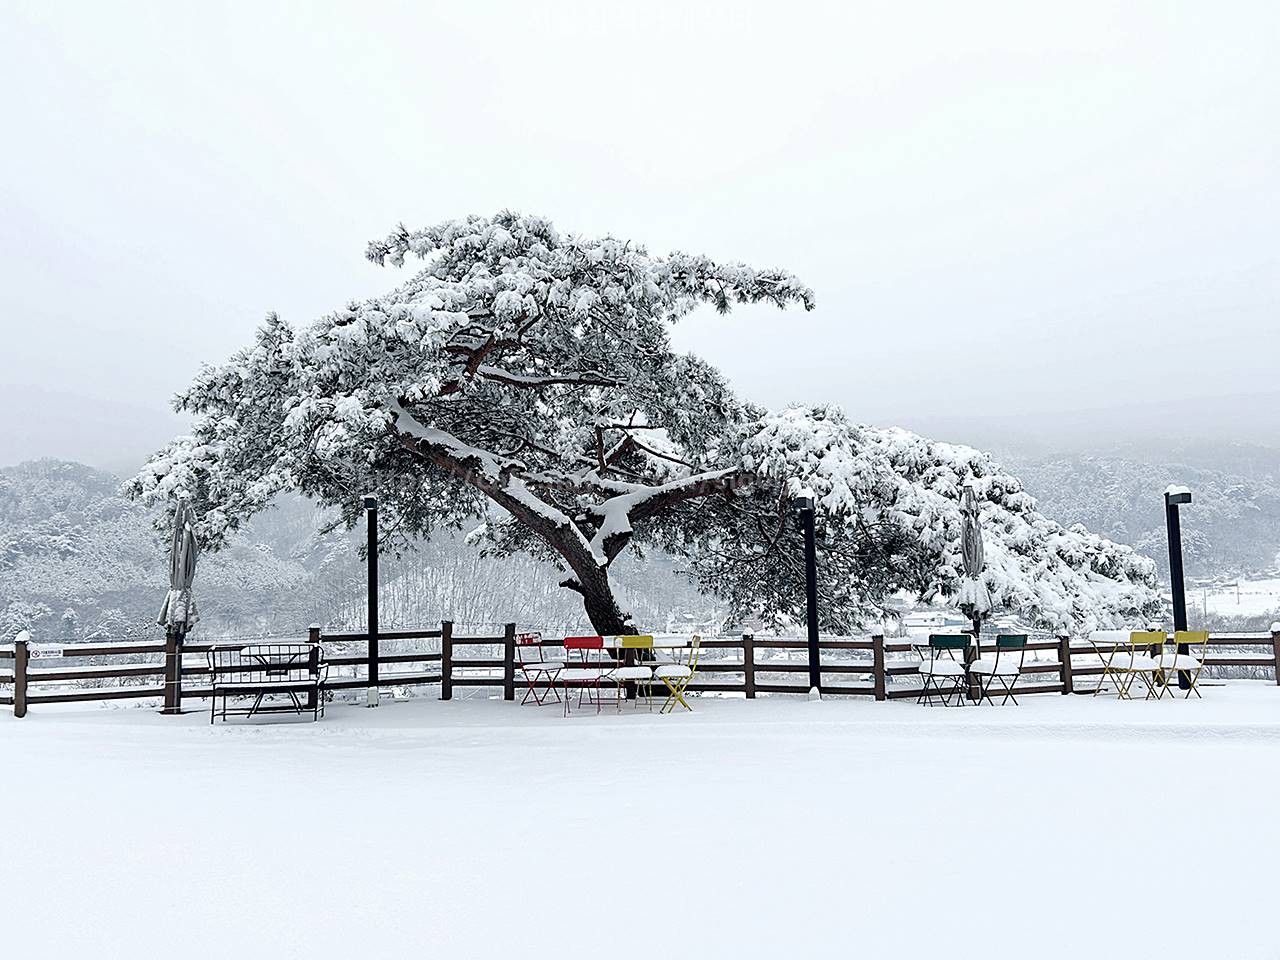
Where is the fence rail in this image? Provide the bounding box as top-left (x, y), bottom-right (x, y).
top-left (2, 626), bottom-right (1278, 717)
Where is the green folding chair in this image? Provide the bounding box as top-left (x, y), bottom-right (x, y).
top-left (970, 635), bottom-right (1026, 705)
top-left (915, 634), bottom-right (971, 706)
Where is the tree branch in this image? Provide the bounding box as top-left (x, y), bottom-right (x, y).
top-left (475, 365), bottom-right (618, 389)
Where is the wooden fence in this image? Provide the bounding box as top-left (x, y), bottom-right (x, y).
top-left (2, 625), bottom-right (1278, 717)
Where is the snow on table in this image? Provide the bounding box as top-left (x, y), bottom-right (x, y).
top-left (3, 687), bottom-right (1278, 959)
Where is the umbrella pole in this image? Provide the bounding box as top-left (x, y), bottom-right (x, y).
top-left (967, 614), bottom-right (982, 702)
top-left (161, 626), bottom-right (185, 715)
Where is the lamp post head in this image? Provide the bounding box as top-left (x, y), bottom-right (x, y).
top-left (364, 495), bottom-right (378, 510)
top-left (1164, 485), bottom-right (1192, 507)
top-left (795, 495), bottom-right (815, 513)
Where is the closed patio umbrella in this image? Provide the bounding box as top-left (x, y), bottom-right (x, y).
top-left (158, 500), bottom-right (200, 632)
top-left (158, 501), bottom-right (199, 714)
top-left (957, 484), bottom-right (991, 633)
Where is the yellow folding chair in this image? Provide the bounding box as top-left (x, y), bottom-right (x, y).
top-left (1153, 630), bottom-right (1209, 699)
top-left (654, 635), bottom-right (700, 714)
top-left (607, 634), bottom-right (655, 711)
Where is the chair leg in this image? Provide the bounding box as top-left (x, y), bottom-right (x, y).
top-left (1148, 670), bottom-right (1168, 700)
top-left (945, 677), bottom-right (963, 707)
top-left (1114, 671), bottom-right (1132, 700)
top-left (1093, 668), bottom-right (1111, 697)
top-left (995, 675), bottom-right (1018, 705)
top-left (1184, 665), bottom-right (1204, 699)
top-left (919, 675), bottom-right (940, 706)
top-left (659, 677), bottom-right (683, 714)
top-left (973, 674), bottom-right (990, 705)
top-left (1150, 671), bottom-right (1164, 700)
top-left (671, 679), bottom-right (692, 711)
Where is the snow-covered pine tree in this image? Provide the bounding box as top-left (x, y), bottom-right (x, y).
top-left (718, 405), bottom-right (1162, 633)
top-left (126, 211), bottom-right (1160, 636)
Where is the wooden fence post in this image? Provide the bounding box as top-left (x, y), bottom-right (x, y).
top-left (872, 633), bottom-right (886, 702)
top-left (742, 632), bottom-right (755, 699)
top-left (1271, 622), bottom-right (1280, 686)
top-left (1058, 635), bottom-right (1074, 695)
top-left (161, 629), bottom-right (182, 715)
top-left (440, 620), bottom-right (453, 701)
top-left (14, 633), bottom-right (28, 718)
top-left (502, 623), bottom-right (516, 701)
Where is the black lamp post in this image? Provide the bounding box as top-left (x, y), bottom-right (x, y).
top-left (796, 496), bottom-right (821, 696)
top-left (1164, 486), bottom-right (1192, 690)
top-left (365, 495), bottom-right (380, 708)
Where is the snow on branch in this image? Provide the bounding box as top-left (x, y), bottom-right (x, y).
top-left (474, 365), bottom-right (618, 389)
top-left (586, 468), bottom-right (749, 564)
top-left (741, 404), bottom-right (1162, 632)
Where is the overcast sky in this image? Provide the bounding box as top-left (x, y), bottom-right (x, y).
top-left (2, 1), bottom-right (1277, 474)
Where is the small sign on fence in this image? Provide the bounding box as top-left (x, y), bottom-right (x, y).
top-left (28, 646), bottom-right (65, 660)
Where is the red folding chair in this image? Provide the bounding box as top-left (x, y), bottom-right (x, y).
top-left (515, 632), bottom-right (562, 705)
top-left (561, 636), bottom-right (607, 716)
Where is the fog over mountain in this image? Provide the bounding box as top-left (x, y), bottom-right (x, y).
top-left (0, 459), bottom-right (722, 642)
top-left (999, 441), bottom-right (1280, 578)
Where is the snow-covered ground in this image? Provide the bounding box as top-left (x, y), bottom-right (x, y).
top-left (1195, 576), bottom-right (1280, 618)
top-left (4, 687), bottom-right (1279, 959)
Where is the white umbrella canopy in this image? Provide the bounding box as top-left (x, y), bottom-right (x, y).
top-left (157, 500), bottom-right (199, 632)
top-left (958, 485), bottom-right (992, 618)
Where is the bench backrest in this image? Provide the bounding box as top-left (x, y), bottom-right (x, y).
top-left (209, 643), bottom-right (323, 684)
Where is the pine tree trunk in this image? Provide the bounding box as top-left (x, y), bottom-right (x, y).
top-left (574, 564), bottom-right (636, 636)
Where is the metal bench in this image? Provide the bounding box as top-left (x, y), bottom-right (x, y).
top-left (208, 643), bottom-right (328, 723)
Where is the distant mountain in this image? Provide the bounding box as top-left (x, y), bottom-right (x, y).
top-left (5, 445), bottom-right (1277, 643)
top-left (999, 444), bottom-right (1280, 580)
top-left (0, 459), bottom-right (315, 641)
top-left (0, 459), bottom-right (721, 642)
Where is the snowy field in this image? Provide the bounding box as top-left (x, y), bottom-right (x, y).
top-left (1196, 576), bottom-right (1280, 618)
top-left (5, 687), bottom-right (1280, 960)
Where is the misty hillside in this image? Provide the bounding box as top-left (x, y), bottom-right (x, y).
top-left (1001, 444), bottom-right (1280, 579)
top-left (0, 460), bottom-right (315, 641)
top-left (0, 459), bottom-right (720, 642)
top-left (4, 447), bottom-right (1279, 643)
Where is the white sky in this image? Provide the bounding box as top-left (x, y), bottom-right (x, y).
top-left (1, 1), bottom-right (1277, 473)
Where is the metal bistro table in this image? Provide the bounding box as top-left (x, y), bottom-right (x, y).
top-left (560, 636), bottom-right (699, 714)
top-left (616, 636), bottom-right (699, 714)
